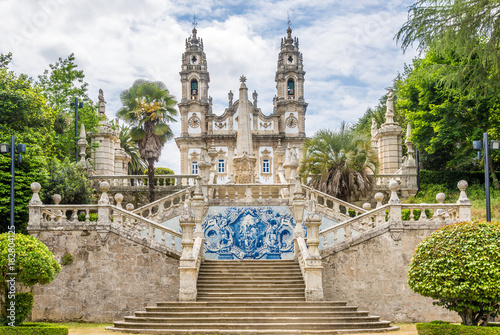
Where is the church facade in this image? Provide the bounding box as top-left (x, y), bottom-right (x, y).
top-left (175, 26), bottom-right (307, 184)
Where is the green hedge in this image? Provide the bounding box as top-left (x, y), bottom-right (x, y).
top-left (0, 323), bottom-right (68, 335)
top-left (417, 323), bottom-right (500, 335)
top-left (419, 170), bottom-right (496, 189)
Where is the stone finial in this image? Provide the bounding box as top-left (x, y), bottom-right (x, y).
top-left (252, 90), bottom-right (258, 108)
top-left (98, 89), bottom-right (106, 117)
top-left (228, 90), bottom-right (233, 107)
top-left (98, 182), bottom-right (110, 205)
top-left (114, 193), bottom-right (124, 208)
top-left (77, 124), bottom-right (88, 164)
top-left (436, 193), bottom-right (446, 204)
top-left (240, 75), bottom-right (247, 84)
top-left (126, 203), bottom-right (134, 211)
top-left (457, 180), bottom-right (471, 205)
top-left (374, 192), bottom-right (384, 208)
top-left (385, 88), bottom-right (395, 124)
top-left (362, 203), bottom-right (372, 211)
top-left (29, 182), bottom-right (42, 205)
top-left (52, 194), bottom-right (61, 205)
top-left (388, 180), bottom-right (400, 204)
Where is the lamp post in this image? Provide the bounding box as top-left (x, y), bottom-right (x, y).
top-left (0, 136), bottom-right (26, 231)
top-left (473, 132), bottom-right (500, 222)
top-left (71, 98), bottom-right (83, 162)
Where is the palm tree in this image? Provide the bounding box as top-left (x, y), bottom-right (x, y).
top-left (119, 126), bottom-right (147, 175)
top-left (117, 79), bottom-right (177, 202)
top-left (299, 123), bottom-right (378, 202)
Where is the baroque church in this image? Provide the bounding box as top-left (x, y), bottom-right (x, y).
top-left (175, 25), bottom-right (307, 184)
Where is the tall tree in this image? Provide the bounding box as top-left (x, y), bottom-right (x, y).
top-left (395, 0), bottom-right (500, 96)
top-left (299, 124), bottom-right (378, 202)
top-left (395, 46), bottom-right (500, 182)
top-left (37, 53), bottom-right (100, 160)
top-left (119, 126), bottom-right (147, 175)
top-left (117, 79), bottom-right (177, 202)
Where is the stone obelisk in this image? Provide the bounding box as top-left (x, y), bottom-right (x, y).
top-left (233, 76), bottom-right (257, 184)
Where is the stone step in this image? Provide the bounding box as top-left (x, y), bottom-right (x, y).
top-left (196, 292), bottom-right (305, 298)
top-left (198, 271), bottom-right (302, 276)
top-left (197, 283), bottom-right (306, 289)
top-left (197, 287), bottom-right (305, 293)
top-left (107, 326), bottom-right (399, 335)
top-left (123, 316), bottom-right (382, 324)
top-left (197, 273), bottom-right (304, 279)
top-left (153, 301), bottom-right (350, 308)
top-left (136, 311), bottom-right (370, 318)
top-left (111, 321), bottom-right (393, 330)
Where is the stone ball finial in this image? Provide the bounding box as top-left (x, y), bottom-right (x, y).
top-left (31, 182), bottom-right (41, 193)
top-left (362, 203), bottom-right (371, 211)
top-left (52, 194), bottom-right (61, 205)
top-left (126, 203), bottom-right (134, 211)
top-left (374, 193), bottom-right (384, 203)
top-left (100, 181), bottom-right (110, 193)
top-left (389, 180), bottom-right (399, 192)
top-left (458, 180), bottom-right (468, 191)
top-left (436, 193), bottom-right (446, 204)
top-left (114, 193), bottom-right (124, 203)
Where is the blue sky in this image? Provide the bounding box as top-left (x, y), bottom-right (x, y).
top-left (0, 0), bottom-right (417, 172)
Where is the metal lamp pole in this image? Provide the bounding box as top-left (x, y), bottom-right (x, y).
top-left (71, 98), bottom-right (83, 162)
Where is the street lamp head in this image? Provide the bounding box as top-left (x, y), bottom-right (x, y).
top-left (0, 143), bottom-right (9, 153)
top-left (491, 140), bottom-right (500, 150)
top-left (473, 140), bottom-right (482, 150)
top-left (16, 143), bottom-right (26, 153)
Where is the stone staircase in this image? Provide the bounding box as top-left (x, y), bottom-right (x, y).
top-left (108, 260), bottom-right (397, 334)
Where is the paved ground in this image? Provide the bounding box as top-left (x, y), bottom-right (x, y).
top-left (66, 323), bottom-right (418, 335)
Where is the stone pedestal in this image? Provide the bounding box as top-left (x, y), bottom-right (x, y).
top-left (233, 154), bottom-right (257, 184)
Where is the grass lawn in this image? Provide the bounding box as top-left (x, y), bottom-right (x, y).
top-left (63, 322), bottom-right (417, 335)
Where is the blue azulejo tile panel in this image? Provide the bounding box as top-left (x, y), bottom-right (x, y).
top-left (203, 206), bottom-right (295, 260)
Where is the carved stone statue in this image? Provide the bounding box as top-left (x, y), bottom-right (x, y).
top-left (385, 88), bottom-right (395, 124)
top-left (98, 89), bottom-right (106, 116)
top-left (228, 90), bottom-right (233, 107)
top-left (371, 118), bottom-right (378, 137)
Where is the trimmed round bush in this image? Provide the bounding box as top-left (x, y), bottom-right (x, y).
top-left (408, 221), bottom-right (500, 326)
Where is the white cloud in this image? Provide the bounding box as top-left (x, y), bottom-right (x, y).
top-left (0, 0), bottom-right (417, 173)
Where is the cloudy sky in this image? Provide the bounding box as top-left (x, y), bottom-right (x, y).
top-left (0, 0), bottom-right (417, 173)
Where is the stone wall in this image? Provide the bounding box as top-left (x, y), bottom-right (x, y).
top-left (321, 222), bottom-right (460, 323)
top-left (30, 228), bottom-right (180, 322)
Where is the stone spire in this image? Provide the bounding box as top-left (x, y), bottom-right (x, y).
top-left (236, 75), bottom-right (253, 156)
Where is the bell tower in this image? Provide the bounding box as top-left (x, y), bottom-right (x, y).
top-left (179, 21), bottom-right (210, 137)
top-left (275, 25), bottom-right (307, 137)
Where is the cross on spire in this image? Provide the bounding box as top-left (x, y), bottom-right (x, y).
top-left (287, 11), bottom-right (292, 28)
top-left (192, 13), bottom-right (197, 29)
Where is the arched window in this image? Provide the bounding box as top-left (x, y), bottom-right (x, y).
top-left (191, 79), bottom-right (198, 98)
top-left (287, 78), bottom-right (294, 96)
top-left (191, 161), bottom-right (198, 175)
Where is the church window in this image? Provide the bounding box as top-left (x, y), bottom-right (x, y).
top-left (287, 78), bottom-right (294, 96)
top-left (191, 79), bottom-right (198, 98)
top-left (262, 159), bottom-right (270, 173)
top-left (191, 161), bottom-right (198, 175)
top-left (218, 159), bottom-right (225, 173)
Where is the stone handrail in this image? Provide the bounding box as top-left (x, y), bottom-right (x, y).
top-left (133, 186), bottom-right (195, 222)
top-left (319, 181), bottom-right (472, 251)
top-left (89, 174), bottom-right (197, 188)
top-left (295, 236), bottom-right (308, 275)
top-left (302, 185), bottom-right (367, 222)
top-left (207, 183), bottom-right (292, 203)
top-left (39, 204), bottom-right (99, 224)
top-left (179, 213), bottom-right (205, 301)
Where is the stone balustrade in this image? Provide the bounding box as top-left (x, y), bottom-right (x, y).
top-left (318, 181), bottom-right (472, 251)
top-left (28, 182), bottom-right (182, 253)
top-left (302, 185), bottom-right (367, 222)
top-left (89, 174), bottom-right (197, 190)
top-left (375, 173), bottom-right (418, 197)
top-left (132, 187), bottom-right (195, 222)
top-left (207, 183), bottom-right (292, 204)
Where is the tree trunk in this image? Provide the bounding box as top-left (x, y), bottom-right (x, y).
top-left (148, 159), bottom-right (155, 203)
top-left (489, 158), bottom-right (500, 190)
top-left (459, 309), bottom-right (474, 326)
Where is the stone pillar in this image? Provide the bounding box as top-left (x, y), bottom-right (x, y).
top-left (98, 182), bottom-right (110, 224)
top-left (291, 179), bottom-right (305, 258)
top-left (304, 212), bottom-right (323, 301)
top-left (191, 177), bottom-right (206, 239)
top-left (457, 180), bottom-right (471, 221)
top-left (388, 180), bottom-right (401, 225)
top-left (377, 89), bottom-right (402, 174)
top-left (77, 124), bottom-right (88, 166)
top-left (28, 182), bottom-right (43, 227)
top-left (179, 211), bottom-right (198, 301)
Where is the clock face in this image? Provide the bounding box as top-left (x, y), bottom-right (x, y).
top-left (188, 115), bottom-right (200, 128)
top-left (287, 55), bottom-right (294, 63)
top-left (191, 55), bottom-right (198, 64)
top-left (286, 115), bottom-right (298, 128)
